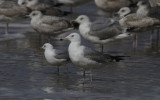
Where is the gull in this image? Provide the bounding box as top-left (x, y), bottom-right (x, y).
top-left (117, 6), bottom-right (160, 49)
top-left (137, 1), bottom-right (160, 20)
top-left (57, 0), bottom-right (92, 12)
top-left (117, 7), bottom-right (160, 31)
top-left (0, 0), bottom-right (30, 35)
top-left (18, 0), bottom-right (69, 16)
top-left (149, 0), bottom-right (160, 7)
top-left (72, 15), bottom-right (128, 52)
top-left (29, 11), bottom-right (72, 36)
top-left (42, 43), bottom-right (70, 75)
top-left (94, 0), bottom-right (138, 15)
top-left (61, 33), bottom-right (125, 82)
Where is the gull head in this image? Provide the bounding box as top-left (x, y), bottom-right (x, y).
top-left (137, 1), bottom-right (148, 7)
top-left (29, 11), bottom-right (42, 19)
top-left (74, 15), bottom-right (90, 24)
top-left (42, 43), bottom-right (53, 50)
top-left (18, 0), bottom-right (27, 6)
top-left (117, 7), bottom-right (131, 18)
top-left (19, 0), bottom-right (39, 7)
top-left (61, 33), bottom-right (81, 42)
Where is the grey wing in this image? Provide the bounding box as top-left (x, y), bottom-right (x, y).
top-left (0, 0), bottom-right (17, 8)
top-left (0, 6), bottom-right (28, 17)
top-left (41, 16), bottom-right (71, 31)
top-left (90, 18), bottom-right (114, 31)
top-left (55, 49), bottom-right (70, 61)
top-left (39, 0), bottom-right (55, 6)
top-left (83, 47), bottom-right (112, 63)
top-left (41, 7), bottom-right (64, 16)
top-left (90, 21), bottom-right (123, 40)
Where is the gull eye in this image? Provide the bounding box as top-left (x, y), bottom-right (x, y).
top-left (71, 35), bottom-right (74, 37)
top-left (32, 13), bottom-right (36, 16)
top-left (80, 18), bottom-right (84, 20)
top-left (121, 10), bottom-right (125, 12)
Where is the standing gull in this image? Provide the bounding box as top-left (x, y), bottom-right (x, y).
top-left (149, 0), bottom-right (160, 7)
top-left (42, 43), bottom-right (70, 75)
top-left (137, 1), bottom-right (160, 21)
top-left (72, 15), bottom-right (128, 52)
top-left (61, 33), bottom-right (125, 82)
top-left (18, 0), bottom-right (69, 16)
top-left (57, 0), bottom-right (92, 12)
top-left (94, 0), bottom-right (139, 15)
top-left (117, 6), bottom-right (160, 49)
top-left (117, 7), bottom-right (160, 31)
top-left (0, 0), bottom-right (30, 35)
top-left (29, 11), bottom-right (72, 36)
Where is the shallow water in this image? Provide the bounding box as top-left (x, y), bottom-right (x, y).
top-left (0, 1), bottom-right (160, 100)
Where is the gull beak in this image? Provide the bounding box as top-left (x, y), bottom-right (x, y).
top-left (40, 47), bottom-right (43, 49)
top-left (71, 20), bottom-right (79, 29)
top-left (60, 37), bottom-right (68, 41)
top-left (25, 15), bottom-right (30, 18)
top-left (71, 20), bottom-right (78, 23)
top-left (157, 2), bottom-right (160, 6)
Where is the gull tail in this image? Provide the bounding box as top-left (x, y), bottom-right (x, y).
top-left (111, 56), bottom-right (130, 62)
top-left (54, 3), bottom-right (64, 7)
top-left (63, 11), bottom-right (71, 16)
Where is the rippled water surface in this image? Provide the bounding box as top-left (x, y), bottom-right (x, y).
top-left (0, 1), bottom-right (160, 100)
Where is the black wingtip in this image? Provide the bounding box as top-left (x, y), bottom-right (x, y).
top-left (112, 56), bottom-right (130, 62)
top-left (54, 3), bottom-right (64, 7)
top-left (71, 21), bottom-right (80, 29)
top-left (126, 27), bottom-right (136, 32)
top-left (63, 11), bottom-right (72, 16)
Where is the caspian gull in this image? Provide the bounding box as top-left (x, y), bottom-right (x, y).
top-left (61, 33), bottom-right (126, 82)
top-left (72, 15), bottom-right (129, 52)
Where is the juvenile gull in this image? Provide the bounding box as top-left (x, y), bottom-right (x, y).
top-left (29, 11), bottom-right (72, 36)
top-left (117, 6), bottom-right (160, 49)
top-left (72, 15), bottom-right (128, 52)
top-left (137, 1), bottom-right (160, 20)
top-left (117, 7), bottom-right (160, 30)
top-left (61, 33), bottom-right (125, 82)
top-left (18, 0), bottom-right (69, 16)
top-left (0, 0), bottom-right (30, 35)
top-left (57, 0), bottom-right (92, 12)
top-left (94, 0), bottom-right (138, 13)
top-left (42, 43), bottom-right (70, 74)
top-left (149, 0), bottom-right (160, 7)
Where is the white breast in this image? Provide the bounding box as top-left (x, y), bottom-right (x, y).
top-left (79, 23), bottom-right (100, 43)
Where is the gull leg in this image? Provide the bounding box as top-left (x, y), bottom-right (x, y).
top-left (57, 66), bottom-right (60, 76)
top-left (83, 69), bottom-right (86, 84)
top-left (48, 35), bottom-right (51, 43)
top-left (70, 7), bottom-right (73, 13)
top-left (135, 34), bottom-right (138, 49)
top-left (156, 29), bottom-right (159, 49)
top-left (133, 34), bottom-right (138, 50)
top-left (99, 44), bottom-right (104, 53)
top-left (66, 65), bottom-right (69, 75)
top-left (5, 23), bottom-right (9, 35)
top-left (157, 29), bottom-right (159, 41)
top-left (150, 30), bottom-right (154, 45)
top-left (90, 70), bottom-right (93, 84)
